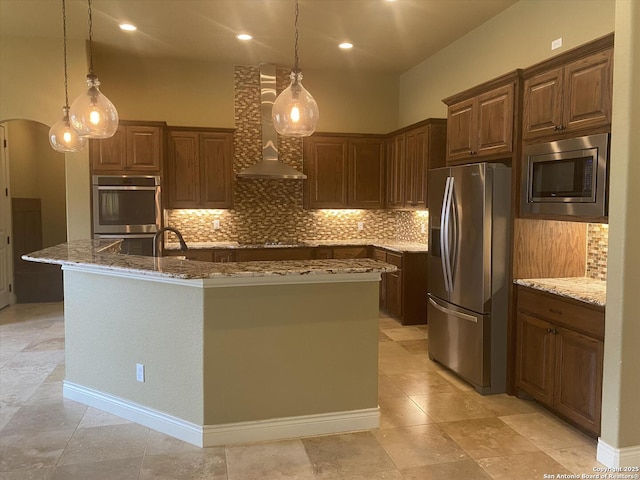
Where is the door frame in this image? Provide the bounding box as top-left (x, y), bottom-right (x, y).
top-left (0, 124), bottom-right (15, 308)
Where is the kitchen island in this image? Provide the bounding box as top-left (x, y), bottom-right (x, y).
top-left (23, 240), bottom-right (397, 447)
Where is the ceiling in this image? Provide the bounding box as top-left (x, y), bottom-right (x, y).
top-left (0, 0), bottom-right (518, 74)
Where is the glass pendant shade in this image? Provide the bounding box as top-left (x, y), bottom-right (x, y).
top-left (272, 71), bottom-right (319, 137)
top-left (49, 106), bottom-right (87, 152)
top-left (69, 74), bottom-right (119, 138)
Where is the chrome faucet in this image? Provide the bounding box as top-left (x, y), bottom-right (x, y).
top-left (152, 227), bottom-right (188, 257)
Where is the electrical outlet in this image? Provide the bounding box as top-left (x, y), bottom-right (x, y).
top-left (551, 37), bottom-right (563, 50)
top-left (421, 224), bottom-right (426, 234)
top-left (136, 363), bottom-right (145, 382)
top-left (357, 221), bottom-right (364, 231)
top-left (213, 219), bottom-right (220, 230)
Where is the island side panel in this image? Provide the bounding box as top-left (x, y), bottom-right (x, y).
top-left (202, 280), bottom-right (379, 425)
top-left (63, 270), bottom-right (205, 424)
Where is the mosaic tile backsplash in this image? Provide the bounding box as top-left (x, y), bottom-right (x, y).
top-left (586, 223), bottom-right (608, 280)
top-left (166, 65), bottom-right (429, 245)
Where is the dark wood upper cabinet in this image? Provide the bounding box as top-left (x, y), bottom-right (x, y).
top-left (385, 134), bottom-right (405, 209)
top-left (523, 35), bottom-right (613, 141)
top-left (90, 121), bottom-right (164, 174)
top-left (303, 136), bottom-right (349, 208)
top-left (303, 134), bottom-right (384, 209)
top-left (166, 129), bottom-right (233, 209)
top-left (349, 138), bottom-right (385, 209)
top-left (444, 72), bottom-right (520, 165)
top-left (385, 119), bottom-right (446, 210)
top-left (200, 133), bottom-right (234, 207)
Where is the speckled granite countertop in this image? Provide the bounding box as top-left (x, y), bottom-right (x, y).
top-left (22, 240), bottom-right (397, 281)
top-left (165, 239), bottom-right (428, 253)
top-left (515, 277), bottom-right (606, 307)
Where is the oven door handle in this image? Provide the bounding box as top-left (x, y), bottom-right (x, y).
top-left (95, 186), bottom-right (159, 191)
top-left (96, 233), bottom-right (158, 239)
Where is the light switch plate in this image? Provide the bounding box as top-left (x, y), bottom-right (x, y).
top-left (213, 220), bottom-right (220, 230)
top-left (551, 37), bottom-right (563, 50)
top-left (136, 363), bottom-right (145, 382)
top-left (357, 222), bottom-right (364, 231)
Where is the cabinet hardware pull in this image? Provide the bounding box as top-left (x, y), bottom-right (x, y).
top-left (549, 308), bottom-right (563, 315)
top-left (547, 327), bottom-right (558, 334)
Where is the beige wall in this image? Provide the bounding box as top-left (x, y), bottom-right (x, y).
top-left (398, 0), bottom-right (616, 125)
top-left (93, 45), bottom-right (398, 134)
top-left (600, 0), bottom-right (640, 458)
top-left (6, 120), bottom-right (67, 246)
top-left (0, 36), bottom-right (91, 240)
top-left (64, 269), bottom-right (379, 429)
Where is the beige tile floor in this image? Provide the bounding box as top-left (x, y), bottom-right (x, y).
top-left (0, 302), bottom-right (605, 479)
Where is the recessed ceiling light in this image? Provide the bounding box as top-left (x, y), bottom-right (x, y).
top-left (236, 34), bottom-right (253, 41)
top-left (119, 23), bottom-right (137, 32)
top-left (339, 42), bottom-right (353, 49)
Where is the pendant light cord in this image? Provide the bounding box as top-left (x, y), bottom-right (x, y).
top-left (87, 0), bottom-right (95, 76)
top-left (293, 0), bottom-right (299, 73)
top-left (61, 0), bottom-right (70, 106)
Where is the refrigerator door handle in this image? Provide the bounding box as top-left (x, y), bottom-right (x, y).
top-left (448, 177), bottom-right (459, 290)
top-left (428, 298), bottom-right (479, 323)
top-left (440, 176), bottom-right (452, 292)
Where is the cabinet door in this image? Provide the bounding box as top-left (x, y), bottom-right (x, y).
top-left (386, 134), bottom-right (405, 208)
top-left (554, 327), bottom-right (603, 435)
top-left (516, 312), bottom-right (555, 405)
top-left (166, 131), bottom-right (200, 208)
top-left (475, 84), bottom-right (514, 157)
top-left (405, 127), bottom-right (428, 208)
top-left (523, 68), bottom-right (564, 140)
top-left (90, 125), bottom-right (127, 172)
top-left (563, 49), bottom-right (613, 134)
top-left (200, 132), bottom-right (233, 208)
top-left (446, 98), bottom-right (475, 163)
top-left (126, 126), bottom-right (161, 172)
top-left (372, 248), bottom-right (387, 310)
top-left (304, 136), bottom-right (349, 208)
top-left (349, 138), bottom-right (385, 209)
top-left (385, 269), bottom-right (402, 319)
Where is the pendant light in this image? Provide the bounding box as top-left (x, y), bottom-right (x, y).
top-left (69, 0), bottom-right (119, 138)
top-left (272, 0), bottom-right (319, 137)
top-left (49, 0), bottom-right (87, 152)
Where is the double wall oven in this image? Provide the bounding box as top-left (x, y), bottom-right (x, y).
top-left (92, 175), bottom-right (162, 256)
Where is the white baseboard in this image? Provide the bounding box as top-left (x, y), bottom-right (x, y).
top-left (202, 408), bottom-right (380, 447)
top-left (64, 381), bottom-right (204, 446)
top-left (597, 438), bottom-right (640, 468)
top-left (64, 381), bottom-right (380, 448)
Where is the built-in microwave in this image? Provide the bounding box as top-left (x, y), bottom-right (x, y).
top-left (92, 175), bottom-right (162, 234)
top-left (521, 133), bottom-right (609, 219)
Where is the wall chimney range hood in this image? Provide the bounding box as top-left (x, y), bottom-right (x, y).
top-left (236, 64), bottom-right (307, 180)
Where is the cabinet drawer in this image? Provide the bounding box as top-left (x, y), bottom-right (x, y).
top-left (372, 248), bottom-right (386, 262)
top-left (332, 246), bottom-right (369, 259)
top-left (186, 250), bottom-right (214, 262)
top-left (385, 252), bottom-right (403, 268)
top-left (517, 287), bottom-right (604, 340)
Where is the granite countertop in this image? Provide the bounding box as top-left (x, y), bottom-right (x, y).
top-left (515, 277), bottom-right (606, 307)
top-left (165, 239), bottom-right (428, 253)
top-left (22, 240), bottom-right (398, 281)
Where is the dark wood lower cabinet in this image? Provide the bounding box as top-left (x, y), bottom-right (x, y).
top-left (374, 248), bottom-right (427, 325)
top-left (515, 286), bottom-right (604, 436)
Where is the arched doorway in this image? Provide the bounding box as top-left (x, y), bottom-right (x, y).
top-left (0, 119), bottom-right (67, 307)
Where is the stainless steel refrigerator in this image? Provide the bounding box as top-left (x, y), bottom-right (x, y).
top-left (427, 163), bottom-right (511, 394)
